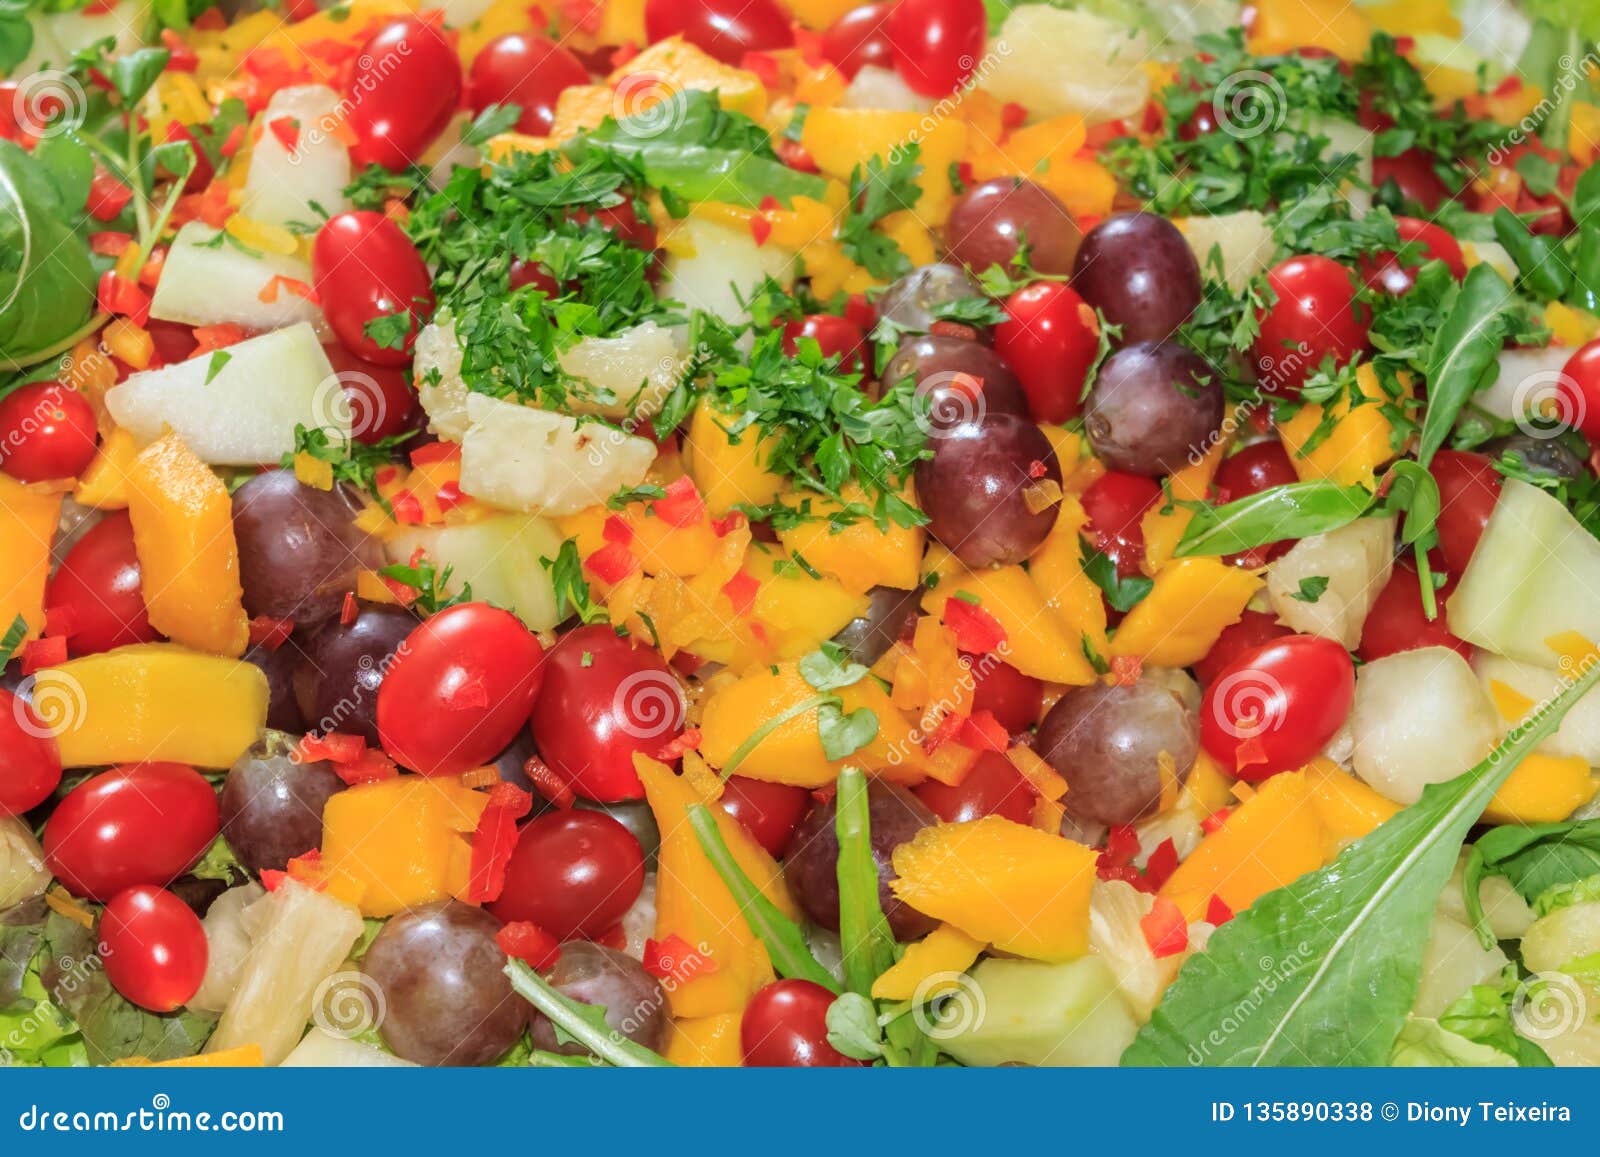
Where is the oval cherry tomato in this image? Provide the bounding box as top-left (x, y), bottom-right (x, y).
top-left (1081, 471), bottom-right (1161, 579)
top-left (966, 652), bottom-right (1043, 732)
top-left (1558, 338), bottom-right (1600, 443)
top-left (1199, 635), bottom-right (1356, 780)
top-left (468, 33), bottom-right (589, 136)
top-left (741, 979), bottom-right (862, 1067)
top-left (1253, 255), bottom-right (1367, 396)
top-left (820, 3), bottom-right (894, 79)
top-left (993, 282), bottom-right (1100, 423)
top-left (1359, 560), bottom-right (1470, 663)
top-left (1193, 609), bottom-right (1292, 687)
top-left (718, 776), bottom-right (810, 857)
top-left (322, 342), bottom-right (418, 443)
top-left (377, 603), bottom-right (545, 776)
top-left (1371, 147), bottom-right (1450, 212)
top-left (0, 381), bottom-right (98, 482)
top-left (781, 314), bottom-right (866, 373)
top-left (99, 886), bottom-right (208, 1012)
top-left (643, 0), bottom-right (794, 65)
top-left (487, 810), bottom-right (645, 939)
top-left (1213, 439), bottom-right (1299, 566)
top-left (914, 749), bottom-right (1034, 824)
top-left (529, 624), bottom-right (686, 801)
top-left (0, 689), bottom-right (61, 816)
top-left (313, 211), bottom-right (436, 366)
top-left (45, 512), bottom-right (159, 657)
top-left (1361, 216), bottom-right (1466, 295)
top-left (343, 18), bottom-right (462, 170)
top-left (44, 763), bottom-right (220, 900)
top-left (1429, 449), bottom-right (1502, 575)
top-left (887, 0), bottom-right (986, 97)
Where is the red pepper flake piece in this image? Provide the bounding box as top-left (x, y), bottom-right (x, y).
top-left (96, 271), bottom-right (150, 325)
top-left (942, 597), bottom-right (1006, 654)
top-left (260, 868), bottom-right (287, 892)
top-left (380, 573), bottom-right (421, 607)
top-left (1110, 654), bottom-right (1143, 686)
top-left (651, 474), bottom-right (705, 528)
top-left (710, 510), bottom-right (746, 537)
top-left (247, 615), bottom-right (295, 650)
top-left (1143, 837), bottom-right (1179, 891)
top-left (389, 490), bottom-right (425, 525)
top-left (330, 746), bottom-right (398, 786)
top-left (584, 541), bottom-right (637, 585)
top-left (42, 604), bottom-right (76, 639)
top-left (1200, 807), bottom-right (1232, 834)
top-left (749, 214), bottom-right (773, 247)
top-left (339, 591), bottom-right (359, 626)
top-left (86, 167), bottom-right (134, 222)
top-left (497, 921), bottom-right (562, 970)
top-left (159, 27), bottom-right (198, 70)
top-left (1140, 895), bottom-right (1188, 958)
top-left (524, 755), bottom-right (576, 810)
top-left (267, 116), bottom-right (301, 152)
top-left (643, 933), bottom-right (716, 982)
top-left (654, 726), bottom-right (701, 762)
top-left (219, 122), bottom-right (247, 158)
top-left (1232, 733), bottom-right (1270, 774)
top-left (466, 782), bottom-right (534, 903)
top-left (295, 731), bottom-right (366, 765)
top-left (757, 194), bottom-right (782, 214)
top-left (20, 636), bottom-right (66, 675)
top-left (928, 319), bottom-right (978, 341)
top-left (958, 709), bottom-right (1008, 753)
top-left (920, 710), bottom-right (964, 755)
top-left (408, 440), bottom-right (460, 467)
top-left (773, 135), bottom-right (819, 173)
top-left (601, 514), bottom-right (634, 545)
top-left (721, 570), bottom-right (760, 616)
top-left (191, 323), bottom-right (248, 354)
top-left (1205, 894), bottom-right (1234, 926)
top-left (434, 479), bottom-right (465, 512)
top-left (257, 275), bottom-right (319, 306)
top-left (89, 231), bottom-right (133, 256)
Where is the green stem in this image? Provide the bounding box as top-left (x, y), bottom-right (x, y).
top-left (718, 692), bottom-right (839, 778)
top-left (1414, 546), bottom-right (1438, 621)
top-left (503, 960), bottom-right (674, 1068)
top-left (834, 767), bottom-right (896, 998)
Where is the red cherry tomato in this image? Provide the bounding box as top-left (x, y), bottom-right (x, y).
top-left (468, 33), bottom-right (589, 136)
top-left (718, 776), bottom-right (809, 857)
top-left (312, 211), bottom-right (436, 366)
top-left (99, 886), bottom-right (208, 1013)
top-left (993, 282), bottom-right (1101, 423)
top-left (1361, 216), bottom-right (1466, 296)
top-left (1558, 339), bottom-right (1600, 443)
top-left (914, 749), bottom-right (1034, 824)
top-left (44, 763), bottom-right (220, 900)
top-left (0, 689), bottom-right (62, 816)
top-left (781, 314), bottom-right (866, 373)
top-left (530, 625), bottom-right (686, 801)
top-left (1359, 561), bottom-right (1470, 663)
top-left (1213, 439), bottom-right (1299, 566)
top-left (1371, 148), bottom-right (1450, 212)
top-left (343, 18), bottom-right (463, 170)
top-left (741, 979), bottom-right (861, 1067)
top-left (377, 603), bottom-right (544, 776)
top-left (966, 653), bottom-right (1043, 732)
top-left (487, 810), bottom-right (645, 939)
top-left (1253, 255), bottom-right (1367, 396)
top-left (1081, 471), bottom-right (1161, 579)
top-left (571, 200), bottom-right (658, 253)
top-left (643, 0), bottom-right (794, 65)
top-left (322, 342), bottom-right (418, 443)
top-left (0, 381), bottom-right (99, 482)
top-left (887, 0), bottom-right (986, 96)
top-left (1429, 450), bottom-right (1502, 575)
top-left (820, 3), bottom-right (894, 79)
top-left (1193, 609), bottom-right (1292, 687)
top-left (45, 512), bottom-right (159, 657)
top-left (1199, 635), bottom-right (1356, 780)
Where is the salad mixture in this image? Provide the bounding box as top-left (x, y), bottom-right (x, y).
top-left (5, 0), bottom-right (1600, 1070)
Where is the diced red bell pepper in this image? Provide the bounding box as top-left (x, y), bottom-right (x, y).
top-left (524, 755), bottom-right (576, 810)
top-left (1205, 894), bottom-right (1234, 926)
top-left (20, 636), bottom-right (66, 675)
top-left (650, 475), bottom-right (705, 528)
top-left (247, 615), bottom-right (295, 650)
top-left (943, 597), bottom-right (1007, 654)
top-left (643, 933), bottom-right (716, 982)
top-left (584, 542), bottom-right (638, 585)
top-left (721, 570), bottom-right (760, 617)
top-left (496, 921), bottom-right (562, 971)
top-left (467, 782), bottom-right (535, 903)
top-left (295, 731), bottom-right (365, 765)
top-left (1143, 837), bottom-right (1179, 891)
top-left (1140, 895), bottom-right (1188, 958)
top-left (86, 168), bottom-right (134, 223)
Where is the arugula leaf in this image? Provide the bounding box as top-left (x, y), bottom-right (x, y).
top-left (462, 103), bottom-right (523, 148)
top-left (108, 46), bottom-right (171, 107)
top-left (1462, 818), bottom-right (1600, 945)
top-left (1174, 480), bottom-right (1372, 557)
top-left (835, 767), bottom-right (898, 998)
top-left (504, 960), bottom-right (671, 1067)
top-left (1082, 549), bottom-right (1153, 612)
top-left (1123, 645), bottom-right (1600, 1066)
top-left (1416, 263), bottom-right (1516, 468)
top-left (1492, 207), bottom-right (1571, 301)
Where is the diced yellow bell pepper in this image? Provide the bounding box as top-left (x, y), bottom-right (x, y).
top-left (1277, 365), bottom-right (1408, 488)
top-left (682, 399), bottom-right (786, 514)
top-left (922, 565), bottom-right (1097, 685)
top-left (664, 1013), bottom-right (744, 1066)
top-left (777, 484), bottom-right (923, 593)
top-left (1162, 771), bottom-right (1327, 922)
top-left (1545, 301), bottom-right (1600, 347)
top-left (1109, 558), bottom-right (1262, 668)
top-left (600, 0), bottom-right (648, 44)
top-left (73, 427), bottom-right (140, 510)
top-left (1482, 753), bottom-right (1598, 825)
top-left (320, 776), bottom-right (489, 918)
top-left (1363, 0), bottom-right (1458, 36)
top-left (1571, 101), bottom-right (1600, 165)
top-left (890, 817), bottom-right (1097, 962)
top-left (456, 0), bottom-right (541, 64)
top-left (32, 643), bottom-right (267, 768)
top-left (779, 0), bottom-right (858, 29)
top-left (1247, 0), bottom-right (1373, 61)
top-left (871, 923), bottom-right (987, 1001)
top-left (1303, 758), bottom-right (1400, 848)
top-left (636, 754), bottom-right (798, 1017)
top-left (610, 38), bottom-right (767, 121)
top-left (124, 433), bottom-right (249, 658)
top-left (800, 108), bottom-right (969, 226)
top-left (0, 473), bottom-right (62, 644)
top-left (1028, 495), bottom-right (1109, 660)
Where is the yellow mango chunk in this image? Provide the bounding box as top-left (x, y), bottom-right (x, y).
top-left (777, 484), bottom-right (924, 593)
top-left (609, 38), bottom-right (767, 121)
top-left (320, 776), bottom-right (489, 918)
top-left (73, 427), bottom-right (139, 510)
top-left (125, 433), bottom-right (248, 657)
top-left (1141, 434), bottom-right (1231, 572)
top-left (1303, 758), bottom-right (1399, 848)
top-left (147, 1044), bottom-right (264, 1067)
top-left (1482, 753), bottom-right (1598, 825)
top-left (890, 817), bottom-right (1097, 962)
top-left (456, 0), bottom-right (540, 64)
top-left (1181, 750), bottom-right (1236, 817)
top-left (1028, 497), bottom-right (1109, 660)
top-left (800, 107), bottom-right (968, 226)
top-left (1162, 771), bottom-right (1326, 922)
top-left (683, 399), bottom-right (785, 514)
top-left (636, 755), bottom-right (797, 1017)
top-left (1109, 558), bottom-right (1262, 667)
top-left (664, 1013), bottom-right (743, 1066)
top-left (740, 544), bottom-right (869, 667)
top-left (922, 565), bottom-right (1097, 685)
top-left (871, 923), bottom-right (987, 1001)
top-left (780, 0), bottom-right (858, 28)
top-left (1247, 0), bottom-right (1372, 60)
top-left (0, 473), bottom-right (62, 644)
top-left (1363, 0), bottom-right (1457, 36)
top-left (1277, 365), bottom-right (1407, 488)
top-left (33, 644), bottom-right (266, 768)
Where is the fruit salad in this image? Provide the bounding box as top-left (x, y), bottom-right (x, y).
top-left (3, 0), bottom-right (1600, 1070)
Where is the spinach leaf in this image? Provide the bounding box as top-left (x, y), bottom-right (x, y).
top-left (1462, 818), bottom-right (1600, 944)
top-left (1416, 263), bottom-right (1515, 468)
top-left (1122, 646), bottom-right (1600, 1066)
top-left (0, 140), bottom-right (97, 368)
top-left (1174, 480), bottom-right (1371, 557)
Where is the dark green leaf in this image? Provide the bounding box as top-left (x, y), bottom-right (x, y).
top-left (1082, 549), bottom-right (1153, 612)
top-left (0, 140), bottom-right (98, 368)
top-left (1174, 481), bottom-right (1372, 557)
top-left (1288, 575), bottom-right (1329, 603)
top-left (108, 47), bottom-right (171, 107)
top-left (1462, 818), bottom-right (1600, 945)
top-left (1417, 263), bottom-right (1515, 467)
top-left (461, 103), bottom-right (523, 148)
top-left (504, 960), bottom-right (671, 1067)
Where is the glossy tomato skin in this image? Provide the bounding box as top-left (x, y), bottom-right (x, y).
top-left (1081, 471), bottom-right (1161, 579)
top-left (1253, 255), bottom-right (1367, 396)
top-left (1192, 609), bottom-right (1291, 687)
top-left (44, 763), bottom-right (220, 900)
top-left (741, 979), bottom-right (862, 1067)
top-left (781, 314), bottom-right (866, 373)
top-left (914, 749), bottom-right (1034, 824)
top-left (1199, 635), bottom-right (1355, 781)
top-left (1359, 561), bottom-right (1470, 663)
top-left (0, 381), bottom-right (98, 482)
top-left (1361, 217), bottom-right (1466, 295)
top-left (887, 0), bottom-right (986, 96)
top-left (530, 624), bottom-right (686, 802)
top-left (313, 212), bottom-right (436, 366)
top-left (45, 512), bottom-right (159, 657)
top-left (376, 603), bottom-right (545, 776)
top-left (323, 342), bottom-right (417, 443)
top-left (344, 18), bottom-right (462, 171)
top-left (993, 282), bottom-right (1100, 423)
top-left (99, 886), bottom-right (208, 1012)
top-left (1372, 148), bottom-right (1450, 211)
top-left (966, 653), bottom-right (1043, 732)
top-left (1429, 450), bottom-right (1502, 575)
top-left (1559, 339), bottom-right (1600, 443)
top-left (821, 3), bottom-right (894, 78)
top-left (487, 810), bottom-right (645, 939)
top-left (469, 34), bottom-right (589, 136)
top-left (643, 0), bottom-right (793, 65)
top-left (0, 689), bottom-right (62, 816)
top-left (718, 776), bottom-right (810, 857)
